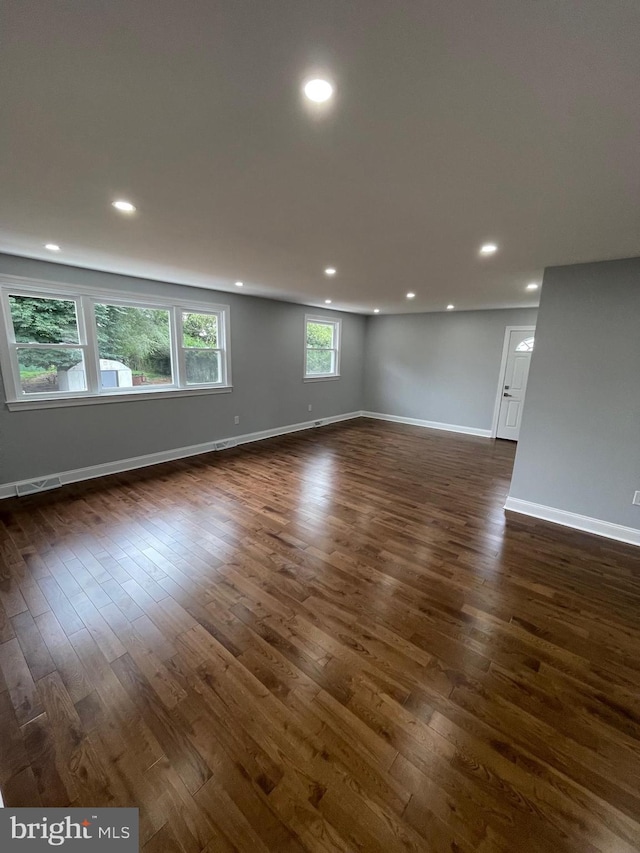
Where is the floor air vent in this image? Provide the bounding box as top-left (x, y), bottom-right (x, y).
top-left (16, 476), bottom-right (62, 497)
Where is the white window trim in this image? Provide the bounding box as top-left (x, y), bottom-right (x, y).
top-left (0, 273), bottom-right (232, 409)
top-left (304, 314), bottom-right (341, 381)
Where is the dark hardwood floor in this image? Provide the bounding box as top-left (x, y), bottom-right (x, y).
top-left (0, 418), bottom-right (639, 852)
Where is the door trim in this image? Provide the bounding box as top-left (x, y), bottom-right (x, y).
top-left (490, 325), bottom-right (535, 438)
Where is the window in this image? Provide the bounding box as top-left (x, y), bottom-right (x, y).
top-left (181, 312), bottom-right (224, 385)
top-left (515, 336), bottom-right (534, 352)
top-left (304, 315), bottom-right (341, 379)
top-left (95, 303), bottom-right (173, 388)
top-left (0, 279), bottom-right (231, 408)
top-left (7, 295), bottom-right (88, 395)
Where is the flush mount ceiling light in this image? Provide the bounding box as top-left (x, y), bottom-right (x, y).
top-left (235, 281), bottom-right (244, 287)
top-left (526, 282), bottom-right (539, 290)
top-left (324, 267), bottom-right (336, 276)
top-left (303, 79), bottom-right (333, 103)
top-left (406, 292), bottom-right (416, 299)
top-left (112, 200), bottom-right (136, 213)
top-left (480, 243), bottom-right (498, 255)
top-left (447, 304), bottom-right (455, 310)
top-left (324, 299), bottom-right (332, 304)
top-left (44, 243), bottom-right (60, 251)
top-left (373, 308), bottom-right (380, 314)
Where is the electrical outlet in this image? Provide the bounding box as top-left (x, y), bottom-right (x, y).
top-left (633, 491), bottom-right (640, 506)
top-left (308, 404), bottom-right (312, 412)
top-left (234, 415), bottom-right (240, 425)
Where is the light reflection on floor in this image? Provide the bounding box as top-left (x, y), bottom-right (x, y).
top-left (296, 451), bottom-right (337, 529)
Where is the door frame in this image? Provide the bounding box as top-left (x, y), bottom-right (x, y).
top-left (490, 325), bottom-right (536, 438)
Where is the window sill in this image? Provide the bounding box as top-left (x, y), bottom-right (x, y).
top-left (5, 385), bottom-right (233, 411)
top-left (303, 375), bottom-right (341, 382)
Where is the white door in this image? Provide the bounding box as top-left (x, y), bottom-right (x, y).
top-left (496, 329), bottom-right (535, 441)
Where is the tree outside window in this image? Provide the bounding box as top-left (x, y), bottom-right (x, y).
top-left (305, 317), bottom-right (340, 378)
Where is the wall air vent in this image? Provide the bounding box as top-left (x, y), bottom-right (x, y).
top-left (15, 476), bottom-right (62, 497)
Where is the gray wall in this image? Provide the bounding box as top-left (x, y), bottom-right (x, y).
top-left (364, 308), bottom-right (537, 430)
top-left (0, 254), bottom-right (366, 485)
top-left (509, 258), bottom-right (640, 529)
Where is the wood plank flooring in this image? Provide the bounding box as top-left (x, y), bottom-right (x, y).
top-left (0, 418), bottom-right (639, 852)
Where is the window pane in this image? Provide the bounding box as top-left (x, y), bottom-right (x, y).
top-left (306, 349), bottom-right (335, 375)
top-left (183, 312), bottom-right (218, 347)
top-left (306, 321), bottom-right (334, 349)
top-left (94, 304), bottom-right (172, 387)
top-left (18, 348), bottom-right (85, 394)
top-left (9, 296), bottom-right (79, 344)
top-left (185, 349), bottom-right (220, 384)
top-left (515, 337), bottom-right (534, 352)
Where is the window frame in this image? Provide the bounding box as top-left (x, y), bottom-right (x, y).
top-left (304, 314), bottom-right (341, 381)
top-left (0, 274), bottom-right (232, 410)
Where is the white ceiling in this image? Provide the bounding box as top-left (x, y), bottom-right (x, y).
top-left (1, 0), bottom-right (639, 314)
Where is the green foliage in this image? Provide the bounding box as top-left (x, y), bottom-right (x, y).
top-left (185, 349), bottom-right (220, 383)
top-left (306, 322), bottom-right (335, 374)
top-left (182, 314), bottom-right (220, 382)
top-left (306, 322), bottom-right (333, 348)
top-left (9, 296), bottom-right (79, 370)
top-left (9, 296), bottom-right (78, 344)
top-left (9, 296), bottom-right (174, 378)
top-left (94, 304), bottom-right (171, 374)
top-left (306, 350), bottom-right (334, 374)
top-left (183, 313), bottom-right (218, 348)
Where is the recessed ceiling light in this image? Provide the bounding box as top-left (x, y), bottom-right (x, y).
top-left (235, 281), bottom-right (244, 287)
top-left (304, 79), bottom-right (333, 103)
top-left (325, 299), bottom-right (332, 304)
top-left (373, 309), bottom-right (380, 314)
top-left (447, 304), bottom-right (455, 310)
top-left (44, 243), bottom-right (60, 251)
top-left (526, 282), bottom-right (539, 290)
top-left (406, 292), bottom-right (415, 299)
top-left (112, 200), bottom-right (136, 213)
top-left (480, 243), bottom-right (498, 255)
top-left (324, 267), bottom-right (336, 276)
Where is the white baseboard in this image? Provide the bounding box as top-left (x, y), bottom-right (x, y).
top-left (361, 411), bottom-right (492, 438)
top-left (504, 497), bottom-right (640, 547)
top-left (0, 411), bottom-right (362, 500)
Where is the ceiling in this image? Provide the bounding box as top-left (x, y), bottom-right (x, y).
top-left (1, 0), bottom-right (639, 314)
